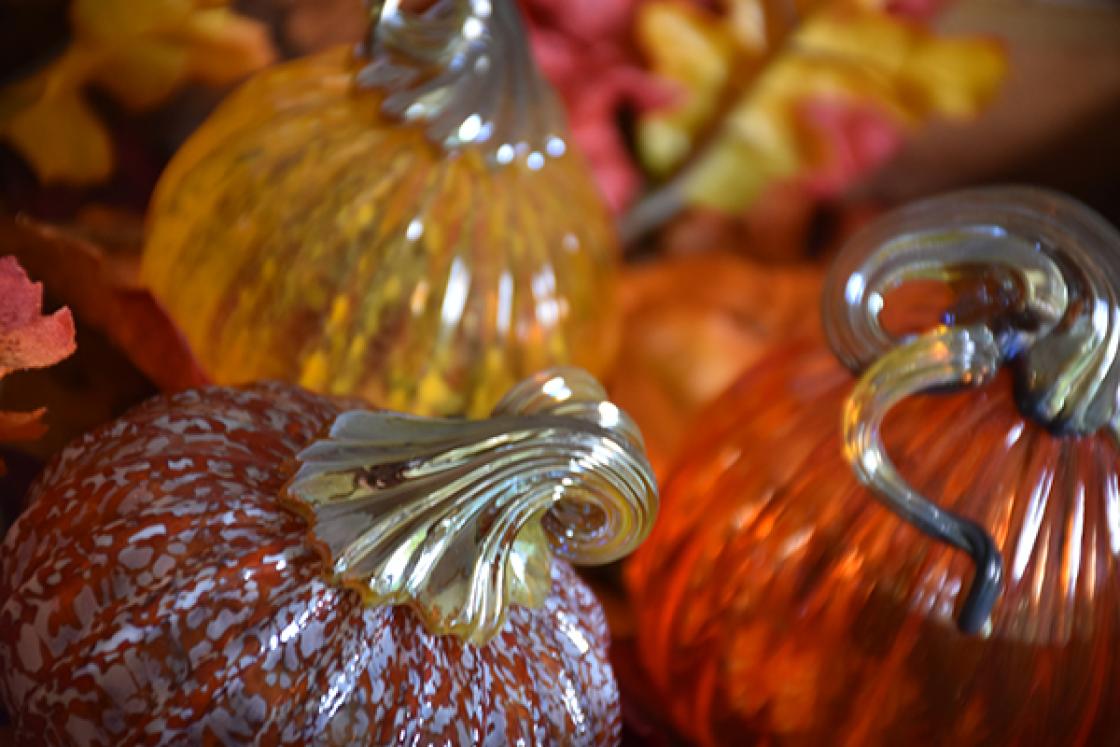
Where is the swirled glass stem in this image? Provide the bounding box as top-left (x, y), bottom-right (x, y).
top-left (843, 324), bottom-right (1005, 632)
top-left (358, 0), bottom-right (568, 162)
top-left (825, 186), bottom-right (1120, 437)
top-left (827, 186), bottom-right (1120, 632)
top-left (282, 368), bottom-right (658, 644)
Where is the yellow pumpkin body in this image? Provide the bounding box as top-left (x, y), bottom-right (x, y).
top-left (143, 47), bottom-right (618, 416)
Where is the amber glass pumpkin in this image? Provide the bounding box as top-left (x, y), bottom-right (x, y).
top-left (0, 371), bottom-right (657, 744)
top-left (627, 188), bottom-right (1120, 745)
top-left (142, 0), bottom-right (618, 417)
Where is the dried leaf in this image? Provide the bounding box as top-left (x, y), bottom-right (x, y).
top-left (608, 251), bottom-right (823, 474)
top-left (636, 0), bottom-right (1006, 212)
top-left (0, 217), bottom-right (209, 393)
top-left (522, 0), bottom-right (676, 212)
top-left (633, 1), bottom-right (739, 175)
top-left (0, 409), bottom-right (49, 444)
top-left (0, 0), bottom-right (275, 185)
top-left (0, 256), bottom-right (76, 450)
top-left (0, 257), bottom-right (76, 379)
top-left (1, 63), bottom-right (114, 184)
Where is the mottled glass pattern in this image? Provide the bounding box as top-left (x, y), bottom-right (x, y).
top-left (0, 383), bottom-right (621, 745)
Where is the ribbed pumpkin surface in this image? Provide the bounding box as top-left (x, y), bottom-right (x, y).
top-left (627, 342), bottom-right (1120, 746)
top-left (142, 48), bottom-right (618, 417)
top-left (0, 382), bottom-right (620, 745)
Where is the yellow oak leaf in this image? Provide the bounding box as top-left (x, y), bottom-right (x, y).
top-left (0, 0), bottom-right (275, 185)
top-left (636, 2), bottom-right (740, 174)
top-left (634, 0), bottom-right (1006, 213)
top-left (2, 58), bottom-right (113, 184)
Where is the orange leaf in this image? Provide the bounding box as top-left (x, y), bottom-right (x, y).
top-left (0, 408), bottom-right (49, 444)
top-left (608, 251), bottom-right (823, 474)
top-left (0, 217), bottom-right (209, 393)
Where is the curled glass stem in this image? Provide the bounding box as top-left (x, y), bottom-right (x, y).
top-left (843, 324), bottom-right (1005, 633)
top-left (358, 0), bottom-right (567, 160)
top-left (826, 186), bottom-right (1120, 632)
top-left (825, 186), bottom-right (1120, 437)
top-left (282, 367), bottom-right (658, 645)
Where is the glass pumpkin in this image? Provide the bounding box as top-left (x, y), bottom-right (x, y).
top-left (626, 188), bottom-right (1120, 745)
top-left (0, 371), bottom-right (657, 744)
top-left (141, 0), bottom-right (619, 417)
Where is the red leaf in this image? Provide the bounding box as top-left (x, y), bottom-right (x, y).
top-left (0, 216), bottom-right (209, 393)
top-left (521, 0), bottom-right (674, 213)
top-left (0, 255), bottom-right (76, 379)
top-left (0, 256), bottom-right (75, 460)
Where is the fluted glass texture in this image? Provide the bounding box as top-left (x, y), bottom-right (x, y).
top-left (142, 48), bottom-right (618, 417)
top-left (627, 342), bottom-right (1120, 746)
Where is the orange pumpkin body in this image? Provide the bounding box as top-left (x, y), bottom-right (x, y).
top-left (0, 383), bottom-right (619, 745)
top-left (627, 342), bottom-right (1120, 745)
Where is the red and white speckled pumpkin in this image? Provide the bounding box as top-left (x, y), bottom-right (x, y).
top-left (0, 373), bottom-right (657, 745)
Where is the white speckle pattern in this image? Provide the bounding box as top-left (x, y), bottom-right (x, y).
top-left (0, 383), bottom-right (621, 745)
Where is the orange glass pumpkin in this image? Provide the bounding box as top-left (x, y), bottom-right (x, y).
top-left (0, 371), bottom-right (657, 744)
top-left (627, 188), bottom-right (1120, 745)
top-left (142, 0), bottom-right (618, 417)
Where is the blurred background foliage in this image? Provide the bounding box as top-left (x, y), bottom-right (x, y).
top-left (1, 0), bottom-right (1117, 526)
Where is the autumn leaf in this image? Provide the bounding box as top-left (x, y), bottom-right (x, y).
top-left (0, 0), bottom-right (276, 185)
top-left (0, 256), bottom-right (76, 458)
top-left (0, 216), bottom-right (209, 394)
top-left (626, 0), bottom-right (1006, 227)
top-left (0, 258), bottom-right (76, 379)
top-left (521, 0), bottom-right (677, 212)
top-left (608, 250), bottom-right (823, 474)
